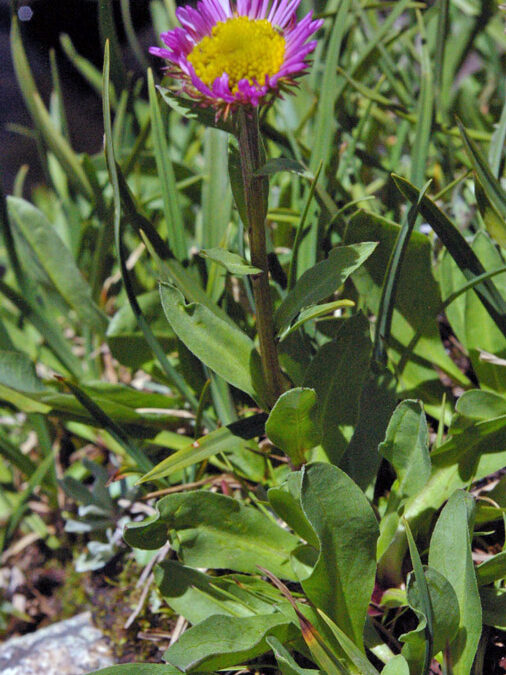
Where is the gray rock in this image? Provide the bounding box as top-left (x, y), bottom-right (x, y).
top-left (0, 612), bottom-right (115, 675)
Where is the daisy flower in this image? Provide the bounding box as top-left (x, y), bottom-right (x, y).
top-left (150, 0), bottom-right (323, 115)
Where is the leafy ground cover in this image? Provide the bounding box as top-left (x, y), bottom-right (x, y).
top-left (1, 0), bottom-right (506, 673)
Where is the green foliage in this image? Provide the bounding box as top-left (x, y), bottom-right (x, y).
top-left (1, 0), bottom-right (505, 671)
top-left (266, 388), bottom-right (321, 466)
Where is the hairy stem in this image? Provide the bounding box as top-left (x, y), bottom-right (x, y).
top-left (237, 106), bottom-right (284, 408)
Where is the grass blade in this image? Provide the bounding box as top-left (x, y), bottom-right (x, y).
top-left (98, 0), bottom-right (127, 92)
top-left (457, 118), bottom-right (506, 221)
top-left (373, 181), bottom-right (432, 366)
top-left (57, 377), bottom-right (153, 474)
top-left (147, 69), bottom-right (187, 260)
top-left (392, 174), bottom-right (506, 338)
top-left (102, 42), bottom-right (202, 416)
top-left (489, 96), bottom-right (506, 179)
top-left (404, 520), bottom-right (433, 675)
top-left (410, 11), bottom-right (434, 188)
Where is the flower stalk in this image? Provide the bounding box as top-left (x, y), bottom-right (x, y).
top-left (237, 106), bottom-right (284, 408)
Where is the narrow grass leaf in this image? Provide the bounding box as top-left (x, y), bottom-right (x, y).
top-left (0, 433), bottom-right (37, 477)
top-left (137, 414), bottom-right (266, 483)
top-left (489, 96), bottom-right (506, 178)
top-left (57, 377), bottom-right (153, 474)
top-left (317, 610), bottom-right (380, 675)
top-left (148, 69), bottom-right (187, 260)
top-left (474, 177), bottom-right (506, 248)
top-left (7, 197), bottom-right (107, 335)
top-left (0, 279), bottom-right (82, 377)
top-left (60, 33), bottom-right (116, 107)
top-left (457, 118), bottom-right (506, 221)
top-left (9, 16), bottom-right (93, 200)
top-left (410, 12), bottom-right (434, 188)
top-left (102, 44), bottom-right (200, 413)
top-left (392, 174), bottom-right (506, 337)
top-left (266, 636), bottom-right (319, 675)
top-left (404, 520), bottom-right (433, 674)
top-left (98, 0), bottom-right (127, 92)
top-left (373, 180), bottom-right (431, 366)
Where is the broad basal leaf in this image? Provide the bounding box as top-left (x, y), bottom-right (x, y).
top-left (124, 490), bottom-right (299, 579)
top-left (300, 463), bottom-right (378, 648)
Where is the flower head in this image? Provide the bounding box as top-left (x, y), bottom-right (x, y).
top-left (150, 0), bottom-right (322, 115)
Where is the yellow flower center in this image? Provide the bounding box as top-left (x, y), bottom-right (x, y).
top-left (188, 16), bottom-right (285, 92)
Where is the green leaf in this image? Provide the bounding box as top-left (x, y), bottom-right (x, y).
top-left (489, 96), bottom-right (506, 179)
top-left (439, 232), bottom-right (506, 392)
top-left (392, 175), bottom-right (506, 339)
top-left (317, 610), bottom-right (380, 675)
top-left (0, 433), bottom-right (37, 477)
top-left (379, 416), bottom-right (506, 585)
top-left (476, 551), bottom-right (506, 587)
top-left (339, 367), bottom-right (397, 491)
top-left (0, 350), bottom-right (49, 413)
top-left (7, 197), bottom-right (107, 334)
top-left (410, 13), bottom-right (434, 189)
top-left (200, 128), bottom-right (233, 252)
top-left (0, 350), bottom-right (45, 394)
top-left (163, 612), bottom-right (295, 672)
top-left (268, 472), bottom-right (319, 549)
top-left (106, 290), bottom-right (176, 369)
top-left (267, 636), bottom-right (320, 675)
top-left (57, 378), bottom-right (153, 473)
top-left (401, 566), bottom-right (460, 669)
top-left (275, 243), bottom-right (376, 336)
top-left (10, 15), bottom-right (93, 201)
top-left (159, 282), bottom-right (265, 405)
top-left (91, 666), bottom-right (185, 675)
top-left (381, 655), bottom-right (410, 675)
top-left (137, 414), bottom-right (266, 483)
top-left (199, 248), bottom-right (261, 275)
top-left (403, 521), bottom-right (433, 673)
top-left (340, 209), bottom-right (469, 398)
top-left (60, 34), bottom-right (116, 106)
top-left (300, 463), bottom-right (379, 647)
top-left (102, 50), bottom-right (201, 414)
top-left (474, 176), bottom-right (506, 249)
top-left (303, 313), bottom-right (372, 464)
top-left (373, 180), bottom-right (432, 366)
top-left (98, 0), bottom-right (127, 92)
top-left (255, 157), bottom-right (313, 179)
top-left (156, 561), bottom-right (280, 624)
top-left (266, 388), bottom-right (321, 467)
top-left (124, 490), bottom-right (300, 579)
top-left (457, 118), bottom-right (506, 222)
top-left (480, 587), bottom-right (506, 630)
top-left (428, 490), bottom-right (482, 674)
top-left (148, 70), bottom-right (187, 260)
top-left (379, 400), bottom-right (431, 501)
top-left (453, 390), bottom-right (506, 424)
top-left (278, 300), bottom-right (355, 342)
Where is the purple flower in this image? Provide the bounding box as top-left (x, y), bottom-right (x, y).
top-left (150, 0), bottom-right (322, 116)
